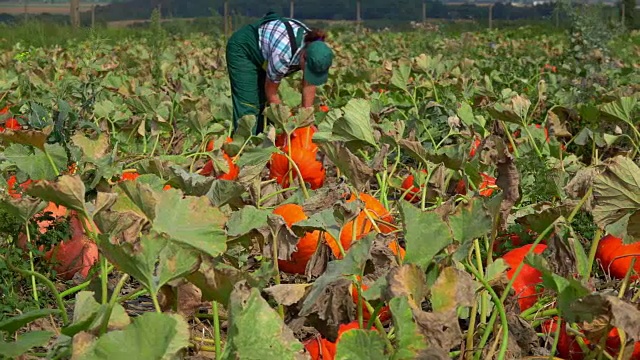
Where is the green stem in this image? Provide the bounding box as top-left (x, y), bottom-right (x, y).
top-left (272, 229), bottom-right (285, 319)
top-left (474, 239), bottom-right (488, 324)
top-left (1, 254), bottom-right (69, 325)
top-left (151, 290), bottom-right (162, 313)
top-left (585, 228), bottom-right (603, 280)
top-left (213, 301), bottom-right (222, 360)
top-left (42, 146), bottom-right (61, 177)
top-left (466, 263), bottom-right (509, 360)
top-left (24, 221), bottom-right (39, 305)
top-left (100, 273), bottom-right (129, 335)
top-left (550, 317), bottom-right (562, 359)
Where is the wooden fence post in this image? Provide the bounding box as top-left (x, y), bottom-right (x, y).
top-left (356, 0), bottom-right (362, 32)
top-left (224, 0), bottom-right (229, 37)
top-left (290, 0), bottom-right (294, 18)
top-left (422, 1), bottom-right (426, 22)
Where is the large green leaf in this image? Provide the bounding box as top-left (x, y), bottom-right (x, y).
top-left (331, 99), bottom-right (377, 148)
top-left (73, 312), bottom-right (189, 360)
top-left (399, 202), bottom-right (452, 269)
top-left (0, 194), bottom-right (47, 223)
top-left (99, 234), bottom-right (200, 296)
top-left (600, 97), bottom-right (637, 124)
top-left (5, 143), bottom-right (68, 181)
top-left (153, 189), bottom-right (227, 257)
top-left (221, 283), bottom-right (306, 360)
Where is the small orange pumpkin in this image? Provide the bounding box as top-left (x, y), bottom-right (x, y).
top-left (400, 169), bottom-right (427, 203)
top-left (595, 234), bottom-right (640, 280)
top-left (273, 203), bottom-right (321, 274)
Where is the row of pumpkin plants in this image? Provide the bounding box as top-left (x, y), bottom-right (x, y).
top-left (1, 95), bottom-right (640, 359)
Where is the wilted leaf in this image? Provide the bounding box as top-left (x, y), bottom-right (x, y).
top-left (399, 202), bottom-right (452, 269)
top-left (26, 175), bottom-right (86, 213)
top-left (317, 141), bottom-right (374, 191)
top-left (0, 195), bottom-right (47, 222)
top-left (591, 156), bottom-right (640, 243)
top-left (487, 95), bottom-right (531, 125)
top-left (71, 133), bottom-right (110, 160)
top-left (0, 126), bottom-right (52, 151)
top-left (264, 284), bottom-right (311, 306)
top-left (569, 294), bottom-right (640, 342)
top-left (221, 282), bottom-right (307, 360)
top-left (264, 214), bottom-right (301, 261)
top-left (187, 261), bottom-right (246, 306)
top-left (430, 267), bottom-right (477, 313)
top-left (300, 235), bottom-right (375, 338)
top-left (448, 198), bottom-right (492, 244)
top-left (396, 139), bottom-right (464, 171)
top-left (335, 329), bottom-right (388, 360)
top-left (72, 312), bottom-right (189, 360)
top-left (412, 309), bottom-right (462, 352)
top-left (385, 264), bottom-right (428, 310)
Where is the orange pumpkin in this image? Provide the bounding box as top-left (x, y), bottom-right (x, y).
top-left (325, 193), bottom-right (394, 258)
top-left (275, 126), bottom-right (319, 151)
top-left (43, 212), bottom-right (99, 280)
top-left (455, 173), bottom-right (497, 197)
top-left (269, 127), bottom-right (325, 190)
top-left (5, 175), bottom-right (33, 199)
top-left (400, 169), bottom-right (427, 203)
top-left (469, 136), bottom-right (482, 157)
top-left (0, 118), bottom-right (20, 132)
top-left (272, 204), bottom-right (321, 274)
top-left (502, 244), bottom-right (547, 312)
top-left (595, 234), bottom-right (640, 280)
top-left (201, 137), bottom-right (239, 180)
top-left (304, 321), bottom-right (371, 360)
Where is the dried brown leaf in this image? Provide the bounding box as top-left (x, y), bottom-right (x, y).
top-left (300, 278), bottom-right (355, 342)
top-left (264, 284), bottom-right (311, 306)
top-left (385, 264), bottom-right (428, 310)
top-left (412, 309), bottom-right (462, 352)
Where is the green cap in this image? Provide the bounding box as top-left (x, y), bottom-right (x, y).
top-left (304, 41), bottom-right (333, 86)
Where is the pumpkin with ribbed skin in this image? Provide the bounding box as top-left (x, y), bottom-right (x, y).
top-left (595, 234), bottom-right (640, 280)
top-left (0, 118), bottom-right (20, 132)
top-left (275, 126), bottom-right (318, 152)
top-left (273, 204), bottom-right (320, 274)
top-left (325, 193), bottom-right (395, 258)
top-left (270, 126), bottom-right (325, 190)
top-left (201, 137), bottom-right (239, 180)
top-left (502, 244), bottom-right (547, 312)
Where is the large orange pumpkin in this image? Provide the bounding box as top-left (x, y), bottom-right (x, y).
top-left (273, 203), bottom-right (320, 274)
top-left (595, 234), bottom-right (640, 280)
top-left (325, 193), bottom-right (395, 258)
top-left (270, 126), bottom-right (325, 190)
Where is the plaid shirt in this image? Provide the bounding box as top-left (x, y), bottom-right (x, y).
top-left (259, 19), bottom-right (309, 83)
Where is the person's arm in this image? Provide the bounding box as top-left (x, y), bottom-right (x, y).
top-left (301, 80), bottom-right (316, 108)
top-left (265, 78), bottom-right (281, 105)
